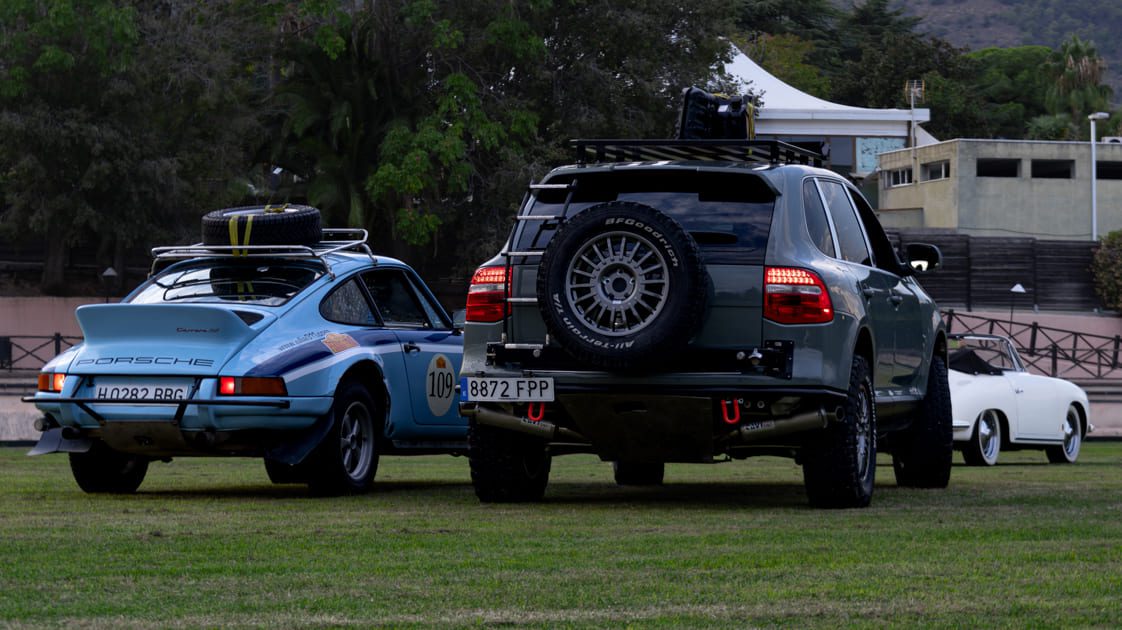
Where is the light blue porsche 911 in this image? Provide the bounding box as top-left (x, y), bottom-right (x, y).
top-left (24, 205), bottom-right (465, 495)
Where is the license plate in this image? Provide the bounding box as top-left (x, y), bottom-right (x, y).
top-left (92, 377), bottom-right (193, 401)
top-left (460, 377), bottom-right (555, 402)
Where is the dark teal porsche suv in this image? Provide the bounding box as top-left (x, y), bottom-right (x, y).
top-left (458, 139), bottom-right (951, 508)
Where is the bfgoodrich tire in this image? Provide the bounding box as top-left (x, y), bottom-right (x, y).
top-left (69, 441), bottom-right (149, 494)
top-left (802, 355), bottom-right (876, 509)
top-left (468, 422), bottom-right (552, 502)
top-left (201, 204), bottom-right (322, 247)
top-left (536, 201), bottom-right (707, 370)
top-left (892, 356), bottom-right (954, 488)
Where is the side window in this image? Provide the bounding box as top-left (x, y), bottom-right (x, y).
top-left (320, 278), bottom-right (377, 325)
top-left (819, 180), bottom-right (872, 266)
top-left (848, 186), bottom-right (906, 274)
top-left (802, 180), bottom-right (836, 257)
top-left (361, 270), bottom-right (433, 328)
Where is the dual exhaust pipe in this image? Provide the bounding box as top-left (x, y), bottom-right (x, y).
top-left (464, 400), bottom-right (844, 444)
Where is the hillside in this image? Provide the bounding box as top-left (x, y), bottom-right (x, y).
top-left (896, 0), bottom-right (1122, 95)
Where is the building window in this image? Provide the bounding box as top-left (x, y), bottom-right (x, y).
top-left (921, 160), bottom-right (950, 181)
top-left (976, 158), bottom-right (1019, 177)
top-left (884, 167), bottom-right (913, 188)
top-left (1097, 161), bottom-right (1122, 180)
top-left (1031, 159), bottom-right (1074, 179)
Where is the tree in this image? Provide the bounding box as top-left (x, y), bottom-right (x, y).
top-left (1041, 35), bottom-right (1113, 131)
top-left (0, 1), bottom-right (274, 293)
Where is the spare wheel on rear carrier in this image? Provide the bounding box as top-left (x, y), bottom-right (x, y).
top-left (536, 201), bottom-right (708, 370)
top-left (201, 204), bottom-right (322, 247)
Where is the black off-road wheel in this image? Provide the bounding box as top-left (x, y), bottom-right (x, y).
top-left (892, 356), bottom-right (953, 488)
top-left (201, 204), bottom-right (322, 247)
top-left (802, 355), bottom-right (876, 509)
top-left (1045, 404), bottom-right (1083, 464)
top-left (612, 461), bottom-right (665, 486)
top-left (468, 421), bottom-right (552, 503)
top-left (307, 381), bottom-right (381, 496)
top-left (536, 201), bottom-right (708, 371)
top-left (69, 441), bottom-right (149, 494)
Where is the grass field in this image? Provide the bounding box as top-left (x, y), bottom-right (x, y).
top-left (1, 443), bottom-right (1120, 628)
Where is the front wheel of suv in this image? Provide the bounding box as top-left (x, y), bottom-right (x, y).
top-left (891, 356), bottom-right (953, 488)
top-left (469, 422), bottom-right (552, 502)
top-left (802, 355), bottom-right (876, 509)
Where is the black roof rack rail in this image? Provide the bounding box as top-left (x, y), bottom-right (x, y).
top-left (570, 139), bottom-right (822, 167)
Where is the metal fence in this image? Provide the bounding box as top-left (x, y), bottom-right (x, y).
top-left (0, 334), bottom-right (82, 371)
top-left (943, 309), bottom-right (1121, 380)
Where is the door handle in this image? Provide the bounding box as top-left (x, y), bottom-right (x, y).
top-left (403, 342), bottom-right (421, 353)
top-left (889, 294), bottom-right (903, 306)
top-left (1014, 388), bottom-right (1024, 394)
top-left (861, 286), bottom-right (876, 298)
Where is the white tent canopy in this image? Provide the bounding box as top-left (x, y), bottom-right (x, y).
top-left (725, 49), bottom-right (930, 137)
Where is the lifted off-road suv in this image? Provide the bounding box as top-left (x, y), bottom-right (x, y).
top-left (458, 139), bottom-right (951, 508)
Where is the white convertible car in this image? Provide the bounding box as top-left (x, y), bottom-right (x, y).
top-left (949, 333), bottom-right (1093, 466)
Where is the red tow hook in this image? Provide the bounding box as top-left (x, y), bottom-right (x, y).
top-left (721, 399), bottom-right (741, 424)
top-left (527, 402), bottom-right (546, 423)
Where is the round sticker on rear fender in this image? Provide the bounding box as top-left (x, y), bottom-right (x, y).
top-left (426, 354), bottom-right (456, 416)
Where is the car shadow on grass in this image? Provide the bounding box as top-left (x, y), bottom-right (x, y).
top-left (539, 481), bottom-right (812, 509)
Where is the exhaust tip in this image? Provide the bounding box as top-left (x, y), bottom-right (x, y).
top-left (60, 426), bottom-right (83, 440)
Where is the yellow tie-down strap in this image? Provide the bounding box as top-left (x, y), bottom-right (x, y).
top-left (228, 215), bottom-right (254, 256)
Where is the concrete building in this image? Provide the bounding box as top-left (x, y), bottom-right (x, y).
top-left (877, 139), bottom-right (1122, 240)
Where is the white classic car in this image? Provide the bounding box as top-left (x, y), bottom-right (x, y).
top-left (949, 333), bottom-right (1092, 466)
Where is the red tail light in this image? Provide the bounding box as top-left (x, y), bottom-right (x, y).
top-left (764, 267), bottom-right (833, 324)
top-left (466, 265), bottom-right (509, 323)
top-left (38, 373), bottom-right (66, 393)
top-left (218, 376), bottom-right (287, 396)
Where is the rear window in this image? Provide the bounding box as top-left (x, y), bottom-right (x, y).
top-left (515, 170), bottom-right (776, 264)
top-left (129, 260), bottom-right (323, 306)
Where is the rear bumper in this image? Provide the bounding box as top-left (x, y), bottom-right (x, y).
top-left (461, 385), bottom-right (847, 462)
top-left (25, 393), bottom-right (332, 433)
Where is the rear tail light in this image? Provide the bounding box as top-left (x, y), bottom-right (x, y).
top-left (764, 267), bottom-right (833, 324)
top-left (218, 376), bottom-right (287, 396)
top-left (466, 265), bottom-right (509, 323)
top-left (38, 373), bottom-right (67, 393)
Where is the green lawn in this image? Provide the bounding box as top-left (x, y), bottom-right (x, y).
top-left (1, 443), bottom-right (1120, 628)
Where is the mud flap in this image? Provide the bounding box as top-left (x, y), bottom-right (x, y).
top-left (263, 413), bottom-right (334, 465)
top-left (27, 428), bottom-right (92, 456)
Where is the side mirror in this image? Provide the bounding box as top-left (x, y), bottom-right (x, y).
top-left (452, 309), bottom-right (466, 334)
top-left (904, 243), bottom-right (942, 273)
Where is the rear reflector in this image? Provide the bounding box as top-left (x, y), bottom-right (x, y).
top-left (764, 267), bottom-right (833, 324)
top-left (218, 376), bottom-right (287, 396)
top-left (466, 265), bottom-right (509, 323)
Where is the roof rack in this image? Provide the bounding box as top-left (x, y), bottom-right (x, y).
top-left (148, 228), bottom-right (375, 278)
top-left (570, 139), bottom-right (822, 167)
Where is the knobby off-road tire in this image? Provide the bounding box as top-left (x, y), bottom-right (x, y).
top-left (468, 421), bottom-right (552, 502)
top-left (69, 441), bottom-right (149, 494)
top-left (1045, 404), bottom-right (1082, 464)
top-left (201, 205), bottom-right (322, 247)
top-left (802, 355), bottom-right (876, 509)
top-left (892, 356), bottom-right (954, 488)
top-left (962, 409), bottom-right (1001, 466)
top-left (612, 461), bottom-right (665, 486)
top-left (307, 381), bottom-right (380, 496)
top-left (536, 201), bottom-right (708, 371)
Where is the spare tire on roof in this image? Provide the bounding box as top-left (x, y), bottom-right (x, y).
top-left (536, 201), bottom-right (708, 371)
top-left (201, 204), bottom-right (322, 248)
